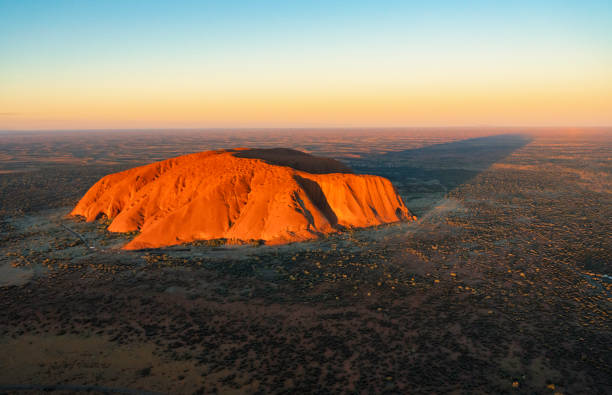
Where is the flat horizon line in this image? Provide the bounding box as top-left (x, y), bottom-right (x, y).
top-left (1, 125), bottom-right (611, 133)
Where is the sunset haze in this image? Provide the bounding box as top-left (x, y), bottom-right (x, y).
top-left (1, 0), bottom-right (611, 129)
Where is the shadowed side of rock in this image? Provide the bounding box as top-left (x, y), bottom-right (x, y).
top-left (233, 148), bottom-right (354, 174)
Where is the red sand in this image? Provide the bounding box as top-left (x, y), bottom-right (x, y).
top-left (71, 148), bottom-right (414, 249)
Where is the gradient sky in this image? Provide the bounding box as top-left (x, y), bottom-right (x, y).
top-left (1, 0), bottom-right (611, 129)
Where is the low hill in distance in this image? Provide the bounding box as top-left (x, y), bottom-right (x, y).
top-left (71, 148), bottom-right (414, 249)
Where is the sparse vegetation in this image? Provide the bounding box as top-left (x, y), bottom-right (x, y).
top-left (0, 130), bottom-right (610, 394)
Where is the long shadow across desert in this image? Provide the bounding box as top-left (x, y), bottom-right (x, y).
top-left (348, 133), bottom-right (532, 192)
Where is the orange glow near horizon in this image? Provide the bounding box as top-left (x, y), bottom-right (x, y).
top-left (3, 81), bottom-right (611, 130)
top-left (2, 1), bottom-right (612, 130)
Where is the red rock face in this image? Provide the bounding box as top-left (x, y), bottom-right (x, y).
top-left (71, 148), bottom-right (414, 250)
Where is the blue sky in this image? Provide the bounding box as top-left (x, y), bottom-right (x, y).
top-left (1, 0), bottom-right (611, 129)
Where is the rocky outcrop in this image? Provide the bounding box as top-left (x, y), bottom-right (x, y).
top-left (71, 148), bottom-right (414, 249)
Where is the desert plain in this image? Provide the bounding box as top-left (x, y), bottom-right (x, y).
top-left (0, 128), bottom-right (610, 394)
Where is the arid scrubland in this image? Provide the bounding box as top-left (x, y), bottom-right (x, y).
top-left (0, 129), bottom-right (610, 394)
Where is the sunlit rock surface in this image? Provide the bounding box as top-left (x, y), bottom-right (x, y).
top-left (71, 148), bottom-right (414, 249)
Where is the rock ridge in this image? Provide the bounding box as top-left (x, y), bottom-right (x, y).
top-left (70, 148), bottom-right (414, 249)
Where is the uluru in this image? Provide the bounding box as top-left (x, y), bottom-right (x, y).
top-left (70, 148), bottom-right (415, 250)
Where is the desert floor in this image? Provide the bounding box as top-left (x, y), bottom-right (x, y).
top-left (0, 128), bottom-right (610, 394)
